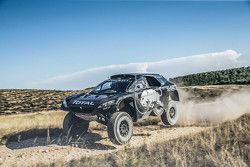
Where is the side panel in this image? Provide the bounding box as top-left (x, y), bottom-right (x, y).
top-left (135, 87), bottom-right (167, 118)
top-left (116, 94), bottom-right (138, 121)
top-left (159, 88), bottom-right (170, 107)
top-left (169, 90), bottom-right (180, 101)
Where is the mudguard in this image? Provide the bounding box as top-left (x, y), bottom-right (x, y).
top-left (169, 90), bottom-right (179, 101)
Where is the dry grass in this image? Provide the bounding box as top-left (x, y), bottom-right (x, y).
top-left (1, 85), bottom-right (249, 166)
top-left (61, 113), bottom-right (250, 167)
top-left (7, 111), bottom-right (247, 167)
top-left (0, 110), bottom-right (164, 141)
top-left (0, 110), bottom-right (66, 138)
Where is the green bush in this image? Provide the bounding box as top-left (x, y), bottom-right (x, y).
top-left (170, 66), bottom-right (250, 86)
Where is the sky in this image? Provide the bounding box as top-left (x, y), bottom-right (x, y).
top-left (0, 0), bottom-right (250, 90)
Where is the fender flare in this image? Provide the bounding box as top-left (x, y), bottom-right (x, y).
top-left (169, 90), bottom-right (180, 101)
top-left (117, 96), bottom-right (138, 121)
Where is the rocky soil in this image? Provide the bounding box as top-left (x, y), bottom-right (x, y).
top-left (0, 89), bottom-right (81, 114)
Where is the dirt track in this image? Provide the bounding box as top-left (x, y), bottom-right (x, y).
top-left (1, 85), bottom-right (250, 166)
top-left (0, 125), bottom-right (207, 166)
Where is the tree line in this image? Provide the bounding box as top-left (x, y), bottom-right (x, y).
top-left (170, 66), bottom-right (250, 86)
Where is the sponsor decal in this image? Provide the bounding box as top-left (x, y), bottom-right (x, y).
top-left (73, 100), bottom-right (95, 105)
top-left (140, 89), bottom-right (163, 108)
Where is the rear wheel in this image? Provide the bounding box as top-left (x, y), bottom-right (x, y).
top-left (107, 112), bottom-right (133, 145)
top-left (63, 112), bottom-right (89, 137)
top-left (161, 101), bottom-right (178, 126)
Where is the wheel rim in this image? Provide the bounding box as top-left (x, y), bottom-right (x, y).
top-left (119, 120), bottom-right (129, 137)
top-left (169, 107), bottom-right (176, 119)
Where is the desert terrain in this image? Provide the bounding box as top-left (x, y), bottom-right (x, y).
top-left (0, 85), bottom-right (249, 166)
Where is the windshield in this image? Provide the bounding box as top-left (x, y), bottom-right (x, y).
top-left (90, 80), bottom-right (132, 94)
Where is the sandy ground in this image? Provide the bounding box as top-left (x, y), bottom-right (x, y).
top-left (0, 125), bottom-right (207, 167)
top-left (1, 85), bottom-right (249, 166)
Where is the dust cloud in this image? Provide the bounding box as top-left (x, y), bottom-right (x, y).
top-left (177, 88), bottom-right (250, 125)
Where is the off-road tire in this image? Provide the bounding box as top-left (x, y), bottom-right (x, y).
top-left (63, 112), bottom-right (89, 137)
top-left (161, 101), bottom-right (178, 126)
top-left (107, 112), bottom-right (133, 145)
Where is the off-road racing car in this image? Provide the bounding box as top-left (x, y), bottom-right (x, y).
top-left (61, 73), bottom-right (179, 145)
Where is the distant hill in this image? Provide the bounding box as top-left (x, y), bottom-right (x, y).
top-left (170, 66), bottom-right (250, 86)
top-left (1, 66), bottom-right (249, 115)
top-left (1, 85), bottom-right (249, 115)
top-left (0, 89), bottom-right (81, 115)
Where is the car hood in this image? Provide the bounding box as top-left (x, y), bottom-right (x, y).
top-left (68, 93), bottom-right (117, 108)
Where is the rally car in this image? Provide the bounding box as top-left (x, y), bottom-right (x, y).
top-left (61, 73), bottom-right (179, 145)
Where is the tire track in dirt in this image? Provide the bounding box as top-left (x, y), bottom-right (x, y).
top-left (0, 125), bottom-right (207, 167)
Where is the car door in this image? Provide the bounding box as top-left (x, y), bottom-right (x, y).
top-left (131, 78), bottom-right (152, 115)
top-left (143, 75), bottom-right (166, 115)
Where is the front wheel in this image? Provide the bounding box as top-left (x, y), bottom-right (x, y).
top-left (63, 112), bottom-right (89, 137)
top-left (107, 112), bottom-right (133, 145)
top-left (161, 101), bottom-right (178, 126)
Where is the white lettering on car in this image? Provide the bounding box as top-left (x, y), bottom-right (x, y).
top-left (73, 100), bottom-right (95, 105)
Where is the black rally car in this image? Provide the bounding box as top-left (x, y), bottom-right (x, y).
top-left (61, 73), bottom-right (179, 145)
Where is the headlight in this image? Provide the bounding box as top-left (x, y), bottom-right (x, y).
top-left (63, 99), bottom-right (68, 108)
top-left (98, 100), bottom-right (115, 110)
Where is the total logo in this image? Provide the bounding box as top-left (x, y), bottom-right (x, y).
top-left (73, 100), bottom-right (95, 105)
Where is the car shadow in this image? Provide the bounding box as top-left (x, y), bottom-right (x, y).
top-left (133, 133), bottom-right (151, 137)
top-left (3, 128), bottom-right (116, 150)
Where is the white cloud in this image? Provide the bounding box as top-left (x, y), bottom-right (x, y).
top-left (31, 50), bottom-right (248, 90)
